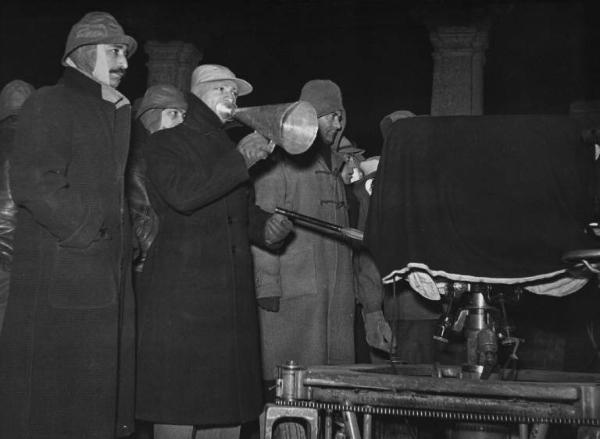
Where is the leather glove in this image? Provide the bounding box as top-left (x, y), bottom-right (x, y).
top-left (264, 213), bottom-right (293, 247)
top-left (364, 310), bottom-right (393, 352)
top-left (237, 132), bottom-right (275, 168)
top-left (257, 296), bottom-right (280, 312)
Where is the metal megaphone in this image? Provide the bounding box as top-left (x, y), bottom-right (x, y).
top-left (218, 101), bottom-right (318, 154)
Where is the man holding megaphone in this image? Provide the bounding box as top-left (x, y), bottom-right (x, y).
top-left (135, 64), bottom-right (293, 439)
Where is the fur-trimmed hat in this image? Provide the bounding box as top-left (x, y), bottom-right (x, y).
top-left (62, 12), bottom-right (137, 65)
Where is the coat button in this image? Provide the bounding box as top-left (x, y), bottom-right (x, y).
top-left (227, 216), bottom-right (233, 224)
top-left (231, 245), bottom-right (237, 253)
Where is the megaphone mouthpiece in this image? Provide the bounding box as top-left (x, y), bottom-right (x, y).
top-left (216, 102), bottom-right (236, 120)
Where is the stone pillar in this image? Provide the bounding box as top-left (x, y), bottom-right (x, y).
top-left (144, 41), bottom-right (203, 92)
top-left (429, 26), bottom-right (489, 116)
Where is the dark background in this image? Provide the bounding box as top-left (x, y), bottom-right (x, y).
top-left (2, 0), bottom-right (600, 155)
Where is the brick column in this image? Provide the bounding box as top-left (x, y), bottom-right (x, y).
top-left (144, 41), bottom-right (202, 92)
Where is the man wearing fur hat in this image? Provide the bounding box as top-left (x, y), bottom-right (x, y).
top-left (135, 64), bottom-right (292, 439)
top-left (0, 12), bottom-right (137, 438)
top-left (0, 80), bottom-right (34, 335)
top-left (252, 79), bottom-right (357, 388)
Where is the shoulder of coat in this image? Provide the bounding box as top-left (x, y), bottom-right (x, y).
top-left (18, 84), bottom-right (74, 120)
top-left (25, 84), bottom-right (61, 105)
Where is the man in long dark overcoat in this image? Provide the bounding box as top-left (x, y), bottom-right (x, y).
top-left (136, 64), bottom-right (292, 439)
top-left (0, 12), bottom-right (137, 439)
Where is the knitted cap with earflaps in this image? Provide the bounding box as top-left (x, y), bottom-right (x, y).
top-left (62, 11), bottom-right (137, 65)
top-left (299, 79), bottom-right (343, 118)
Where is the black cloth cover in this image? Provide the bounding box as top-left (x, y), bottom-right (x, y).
top-left (366, 115), bottom-right (598, 282)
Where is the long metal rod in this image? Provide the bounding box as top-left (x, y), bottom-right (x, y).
top-left (276, 207), bottom-right (344, 232)
top-left (362, 413), bottom-right (372, 439)
top-left (324, 410), bottom-right (333, 439)
top-left (275, 207), bottom-right (364, 242)
top-left (343, 410), bottom-right (361, 439)
top-left (303, 370), bottom-right (581, 401)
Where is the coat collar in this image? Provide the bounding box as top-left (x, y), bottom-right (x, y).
top-left (184, 92), bottom-right (224, 132)
top-left (61, 67), bottom-right (129, 108)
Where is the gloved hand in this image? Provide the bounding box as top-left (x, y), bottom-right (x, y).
top-left (363, 310), bottom-right (393, 352)
top-left (257, 296), bottom-right (280, 312)
top-left (237, 132), bottom-right (275, 168)
top-left (264, 213), bottom-right (293, 247)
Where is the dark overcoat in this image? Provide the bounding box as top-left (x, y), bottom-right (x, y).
top-left (0, 67), bottom-right (135, 439)
top-left (136, 93), bottom-right (268, 426)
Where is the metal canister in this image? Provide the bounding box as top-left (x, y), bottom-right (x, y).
top-left (276, 360), bottom-right (307, 401)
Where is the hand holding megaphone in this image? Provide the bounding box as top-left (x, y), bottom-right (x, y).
top-left (237, 131), bottom-right (275, 168)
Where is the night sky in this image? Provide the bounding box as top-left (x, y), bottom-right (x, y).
top-left (1, 0), bottom-right (599, 154)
